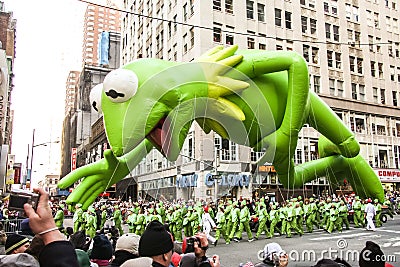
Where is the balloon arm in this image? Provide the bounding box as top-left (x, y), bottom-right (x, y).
top-left (234, 51), bottom-right (310, 136)
top-left (123, 138), bottom-right (154, 171)
top-left (58, 139), bottom-right (153, 209)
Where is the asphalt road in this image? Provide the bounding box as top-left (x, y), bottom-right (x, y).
top-left (65, 216), bottom-right (400, 267)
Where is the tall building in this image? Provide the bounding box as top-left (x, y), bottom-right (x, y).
top-left (82, 0), bottom-right (122, 66)
top-left (0, 1), bottom-right (16, 193)
top-left (116, 0), bottom-right (400, 201)
top-left (60, 1), bottom-right (121, 197)
top-left (0, 1), bottom-right (15, 149)
top-left (64, 71), bottom-right (81, 116)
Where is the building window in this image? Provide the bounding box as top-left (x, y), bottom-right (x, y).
top-left (257, 3), bottom-right (265, 22)
top-left (376, 37), bottom-right (382, 53)
top-left (337, 80), bottom-right (344, 97)
top-left (226, 34), bottom-right (234, 45)
top-left (183, 3), bottom-right (187, 21)
top-left (327, 51), bottom-right (333, 67)
top-left (335, 52), bottom-right (341, 69)
top-left (301, 16), bottom-right (307, 33)
top-left (213, 0), bottom-right (221, 11)
top-left (313, 75), bottom-right (320, 93)
top-left (190, 27), bottom-right (194, 47)
top-left (225, 0), bottom-right (233, 14)
top-left (357, 58), bottom-right (363, 74)
top-left (325, 23), bottom-right (331, 39)
top-left (213, 27), bottom-right (221, 42)
top-left (371, 61), bottom-right (376, 77)
top-left (307, 19), bottom-right (316, 35)
top-left (247, 37), bottom-right (255, 49)
top-left (359, 85), bottom-right (365, 101)
top-left (374, 12), bottom-right (379, 27)
top-left (349, 56), bottom-right (355, 72)
top-left (333, 25), bottom-right (339, 41)
top-left (215, 136), bottom-right (237, 161)
top-left (390, 65), bottom-right (395, 81)
top-left (380, 88), bottom-right (386, 104)
top-left (275, 8), bottom-right (282, 27)
top-left (368, 35), bottom-right (374, 52)
top-left (311, 47), bottom-right (319, 64)
top-left (259, 43), bottom-right (266, 50)
top-left (285, 11), bottom-right (292, 29)
top-left (378, 63), bottom-right (383, 78)
top-left (246, 1), bottom-right (254, 19)
top-left (398, 67), bottom-right (400, 82)
top-left (393, 91), bottom-right (398, 106)
top-left (373, 87), bottom-right (378, 103)
top-left (351, 83), bottom-right (357, 100)
top-left (329, 79), bottom-right (335, 95)
top-left (303, 45), bottom-right (310, 62)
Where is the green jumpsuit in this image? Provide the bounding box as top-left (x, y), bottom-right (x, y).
top-left (374, 199), bottom-right (382, 227)
top-left (113, 206), bottom-right (124, 236)
top-left (255, 202), bottom-right (271, 239)
top-left (236, 201), bottom-right (254, 241)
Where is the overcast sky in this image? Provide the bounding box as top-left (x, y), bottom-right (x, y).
top-left (5, 0), bottom-right (86, 185)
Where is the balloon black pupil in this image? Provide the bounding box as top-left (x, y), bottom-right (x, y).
top-left (106, 89), bottom-right (125, 99)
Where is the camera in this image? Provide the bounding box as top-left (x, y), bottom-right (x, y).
top-left (272, 253), bottom-right (280, 267)
top-left (8, 190), bottom-right (39, 212)
top-left (183, 236), bottom-right (200, 253)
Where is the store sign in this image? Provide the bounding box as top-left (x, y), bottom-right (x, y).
top-left (205, 173), bottom-right (250, 187)
top-left (176, 174), bottom-right (198, 188)
top-left (374, 168), bottom-right (400, 182)
top-left (71, 148), bottom-right (77, 171)
top-left (258, 165), bottom-right (276, 173)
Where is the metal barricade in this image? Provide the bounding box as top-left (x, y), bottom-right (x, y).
top-left (0, 219), bottom-right (24, 234)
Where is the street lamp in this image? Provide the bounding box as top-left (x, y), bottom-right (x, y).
top-left (26, 129), bottom-right (60, 188)
top-left (214, 151), bottom-right (220, 200)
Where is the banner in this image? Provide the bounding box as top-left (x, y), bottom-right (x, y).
top-left (13, 163), bottom-right (21, 184)
top-left (5, 169), bottom-right (14, 184)
top-left (71, 148), bottom-right (77, 171)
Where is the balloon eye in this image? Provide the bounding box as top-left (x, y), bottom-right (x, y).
top-left (89, 83), bottom-right (103, 113)
top-left (103, 69), bottom-right (138, 103)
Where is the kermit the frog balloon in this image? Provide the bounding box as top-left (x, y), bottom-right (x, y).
top-left (59, 45), bottom-right (384, 209)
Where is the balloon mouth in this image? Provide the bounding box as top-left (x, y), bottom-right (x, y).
top-left (146, 117), bottom-right (167, 155)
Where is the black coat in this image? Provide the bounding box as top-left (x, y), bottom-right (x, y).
top-left (39, 241), bottom-right (79, 267)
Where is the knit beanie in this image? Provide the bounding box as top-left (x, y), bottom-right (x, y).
top-left (5, 234), bottom-right (30, 255)
top-left (115, 233), bottom-right (140, 256)
top-left (359, 241), bottom-right (385, 267)
top-left (139, 220), bottom-right (174, 257)
top-left (89, 234), bottom-right (113, 260)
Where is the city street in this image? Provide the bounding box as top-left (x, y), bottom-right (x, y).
top-left (65, 215), bottom-right (400, 266)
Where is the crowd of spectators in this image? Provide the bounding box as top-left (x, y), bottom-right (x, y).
top-left (0, 188), bottom-right (397, 266)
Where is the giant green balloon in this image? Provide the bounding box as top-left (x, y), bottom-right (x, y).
top-left (58, 45), bottom-right (384, 209)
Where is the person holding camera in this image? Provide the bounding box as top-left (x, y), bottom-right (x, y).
top-left (24, 187), bottom-right (80, 267)
top-left (180, 232), bottom-right (220, 267)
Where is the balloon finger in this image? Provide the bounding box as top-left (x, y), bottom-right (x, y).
top-left (79, 181), bottom-right (105, 205)
top-left (66, 175), bottom-right (102, 203)
top-left (218, 55), bottom-right (243, 71)
top-left (82, 187), bottom-right (105, 210)
top-left (58, 163), bottom-right (101, 188)
top-left (212, 45), bottom-right (238, 61)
